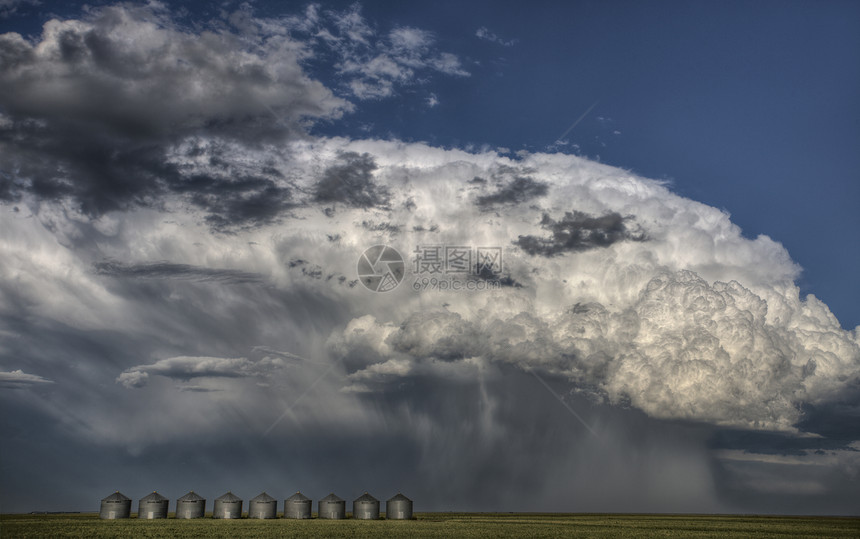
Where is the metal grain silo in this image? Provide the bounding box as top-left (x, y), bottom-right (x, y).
top-left (99, 491), bottom-right (131, 519)
top-left (137, 491), bottom-right (168, 519)
top-left (318, 493), bottom-right (345, 519)
top-left (385, 493), bottom-right (413, 519)
top-left (284, 492), bottom-right (312, 519)
top-left (248, 492), bottom-right (277, 519)
top-left (353, 492), bottom-right (380, 520)
top-left (212, 491), bottom-right (243, 519)
top-left (175, 491), bottom-right (205, 519)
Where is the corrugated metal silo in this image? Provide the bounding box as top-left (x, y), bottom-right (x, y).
top-left (284, 492), bottom-right (312, 519)
top-left (137, 491), bottom-right (168, 519)
top-left (318, 493), bottom-right (345, 519)
top-left (175, 491), bottom-right (205, 519)
top-left (248, 492), bottom-right (277, 519)
top-left (353, 492), bottom-right (380, 520)
top-left (212, 491), bottom-right (243, 519)
top-left (385, 493), bottom-right (413, 519)
top-left (99, 491), bottom-right (131, 519)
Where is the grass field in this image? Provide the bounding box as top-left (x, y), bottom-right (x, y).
top-left (1, 512), bottom-right (858, 538)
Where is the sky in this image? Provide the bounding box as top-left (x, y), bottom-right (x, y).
top-left (0, 0), bottom-right (858, 515)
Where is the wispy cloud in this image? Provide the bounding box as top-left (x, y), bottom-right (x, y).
top-left (0, 0), bottom-right (38, 19)
top-left (476, 26), bottom-right (517, 47)
top-left (0, 369), bottom-right (54, 389)
top-left (94, 261), bottom-right (264, 285)
top-left (116, 355), bottom-right (287, 389)
top-left (285, 4), bottom-right (469, 99)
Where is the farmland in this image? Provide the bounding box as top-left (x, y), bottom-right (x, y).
top-left (1, 512), bottom-right (858, 538)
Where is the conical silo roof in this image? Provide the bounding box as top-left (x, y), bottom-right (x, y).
top-left (102, 491), bottom-right (130, 502)
top-left (178, 491), bottom-right (204, 502)
top-left (387, 493), bottom-right (412, 502)
top-left (355, 492), bottom-right (378, 502)
top-left (321, 493), bottom-right (343, 502)
top-left (287, 492), bottom-right (310, 501)
top-left (251, 492), bottom-right (276, 502)
top-left (100, 491), bottom-right (132, 519)
top-left (140, 491), bottom-right (167, 502)
top-left (216, 491), bottom-right (242, 502)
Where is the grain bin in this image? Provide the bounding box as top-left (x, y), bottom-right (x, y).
top-left (248, 492), bottom-right (277, 519)
top-left (318, 493), bottom-right (345, 519)
top-left (175, 491), bottom-right (205, 519)
top-left (99, 491), bottom-right (131, 519)
top-left (353, 492), bottom-right (380, 520)
top-left (385, 493), bottom-right (413, 519)
top-left (213, 491), bottom-right (243, 519)
top-left (137, 491), bottom-right (168, 519)
top-left (284, 492), bottom-right (312, 519)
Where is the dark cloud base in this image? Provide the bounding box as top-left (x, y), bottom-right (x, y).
top-left (6, 366), bottom-right (855, 514)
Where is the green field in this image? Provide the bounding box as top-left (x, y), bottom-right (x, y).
top-left (1, 512), bottom-right (857, 538)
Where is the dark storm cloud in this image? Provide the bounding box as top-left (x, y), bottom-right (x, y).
top-left (0, 121), bottom-right (177, 214)
top-left (709, 427), bottom-right (860, 455)
top-left (795, 386), bottom-right (860, 443)
top-left (176, 385), bottom-right (222, 393)
top-left (709, 425), bottom-right (860, 514)
top-left (474, 175), bottom-right (548, 209)
top-left (472, 263), bottom-right (523, 288)
top-left (0, 3), bottom-right (349, 220)
top-left (93, 260), bottom-right (264, 285)
top-left (360, 220), bottom-right (400, 234)
top-left (286, 258), bottom-right (333, 281)
top-left (314, 151), bottom-right (389, 209)
top-left (173, 173), bottom-right (295, 231)
top-left (2, 355), bottom-right (730, 513)
top-left (514, 210), bottom-right (647, 256)
top-left (341, 366), bottom-right (726, 513)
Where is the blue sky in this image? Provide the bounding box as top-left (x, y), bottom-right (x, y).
top-left (0, 0), bottom-right (858, 515)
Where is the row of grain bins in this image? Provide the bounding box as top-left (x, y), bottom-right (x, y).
top-left (99, 491), bottom-right (412, 520)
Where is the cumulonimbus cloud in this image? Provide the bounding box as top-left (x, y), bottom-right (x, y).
top-left (0, 3), bottom-right (856, 449)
